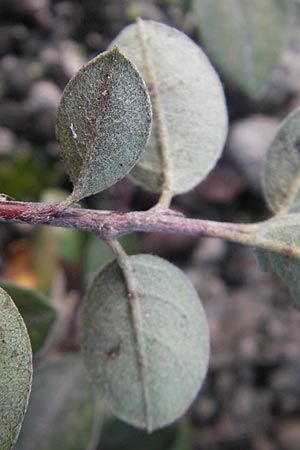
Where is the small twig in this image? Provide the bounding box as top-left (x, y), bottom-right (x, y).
top-left (0, 200), bottom-right (296, 258)
top-left (157, 189), bottom-right (174, 208)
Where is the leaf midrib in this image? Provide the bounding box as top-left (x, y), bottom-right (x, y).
top-left (136, 19), bottom-right (173, 194)
top-left (118, 256), bottom-right (153, 431)
top-left (75, 50), bottom-right (117, 195)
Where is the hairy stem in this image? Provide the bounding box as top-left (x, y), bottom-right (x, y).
top-left (157, 189), bottom-right (174, 208)
top-left (0, 199), bottom-right (297, 258)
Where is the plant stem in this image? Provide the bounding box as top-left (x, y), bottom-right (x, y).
top-left (0, 199), bottom-right (298, 258)
top-left (157, 189), bottom-right (174, 208)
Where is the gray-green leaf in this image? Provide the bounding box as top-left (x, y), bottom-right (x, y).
top-left (15, 355), bottom-right (102, 450)
top-left (0, 287), bottom-right (32, 450)
top-left (0, 281), bottom-right (57, 354)
top-left (255, 214), bottom-right (300, 310)
top-left (193, 0), bottom-right (290, 98)
top-left (112, 19), bottom-right (228, 195)
top-left (56, 47), bottom-right (152, 202)
top-left (82, 254), bottom-right (209, 432)
top-left (262, 107), bottom-right (300, 214)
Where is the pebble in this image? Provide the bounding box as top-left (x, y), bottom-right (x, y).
top-left (227, 115), bottom-right (280, 192)
top-left (192, 237), bottom-right (227, 265)
top-left (0, 127), bottom-right (16, 154)
top-left (1, 0), bottom-right (49, 15)
top-left (40, 41), bottom-right (85, 83)
top-left (276, 420), bottom-right (300, 450)
top-left (26, 80), bottom-right (61, 112)
top-left (1, 55), bottom-right (34, 98)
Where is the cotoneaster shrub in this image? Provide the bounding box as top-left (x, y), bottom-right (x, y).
top-left (1, 12), bottom-right (300, 450)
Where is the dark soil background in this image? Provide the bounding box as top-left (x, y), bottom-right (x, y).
top-left (1, 1), bottom-right (300, 449)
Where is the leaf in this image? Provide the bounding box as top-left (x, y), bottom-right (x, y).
top-left (262, 107), bottom-right (300, 214)
top-left (14, 355), bottom-right (102, 450)
top-left (56, 47), bottom-right (152, 202)
top-left (193, 0), bottom-right (290, 98)
top-left (0, 287), bottom-right (32, 450)
top-left (82, 254), bottom-right (210, 431)
top-left (255, 214), bottom-right (300, 310)
top-left (112, 19), bottom-right (228, 195)
top-left (0, 281), bottom-right (57, 354)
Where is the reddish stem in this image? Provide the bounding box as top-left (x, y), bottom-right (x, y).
top-left (0, 200), bottom-right (255, 239)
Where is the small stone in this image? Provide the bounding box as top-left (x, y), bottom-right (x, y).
top-left (0, 127), bottom-right (16, 154)
top-left (58, 41), bottom-right (86, 79)
top-left (192, 237), bottom-right (227, 265)
top-left (26, 81), bottom-right (61, 112)
top-left (40, 41), bottom-right (85, 81)
top-left (1, 55), bottom-right (34, 99)
top-left (276, 420), bottom-right (300, 450)
top-left (195, 395), bottom-right (218, 422)
top-left (0, 0), bottom-right (48, 16)
top-left (227, 115), bottom-right (280, 192)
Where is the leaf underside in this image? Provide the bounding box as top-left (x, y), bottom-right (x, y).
top-left (56, 47), bottom-right (152, 202)
top-left (262, 107), bottom-right (300, 214)
top-left (194, 0), bottom-right (289, 98)
top-left (0, 287), bottom-right (32, 450)
top-left (82, 254), bottom-right (210, 432)
top-left (112, 19), bottom-right (228, 194)
top-left (255, 214), bottom-right (300, 310)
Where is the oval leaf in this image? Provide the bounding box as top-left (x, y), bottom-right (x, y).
top-left (56, 47), bottom-right (152, 202)
top-left (255, 214), bottom-right (300, 310)
top-left (82, 254), bottom-right (210, 431)
top-left (262, 107), bottom-right (300, 214)
top-left (194, 0), bottom-right (290, 98)
top-left (15, 355), bottom-right (101, 450)
top-left (112, 19), bottom-right (228, 195)
top-left (0, 281), bottom-right (57, 354)
top-left (0, 287), bottom-right (32, 450)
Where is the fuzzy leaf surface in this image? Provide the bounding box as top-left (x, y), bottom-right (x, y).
top-left (15, 355), bottom-right (101, 450)
top-left (112, 19), bottom-right (228, 194)
top-left (82, 254), bottom-right (209, 431)
top-left (0, 287), bottom-right (32, 450)
top-left (255, 214), bottom-right (300, 310)
top-left (263, 107), bottom-right (300, 214)
top-left (0, 281), bottom-right (57, 354)
top-left (56, 47), bottom-right (151, 201)
top-left (194, 0), bottom-right (289, 97)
